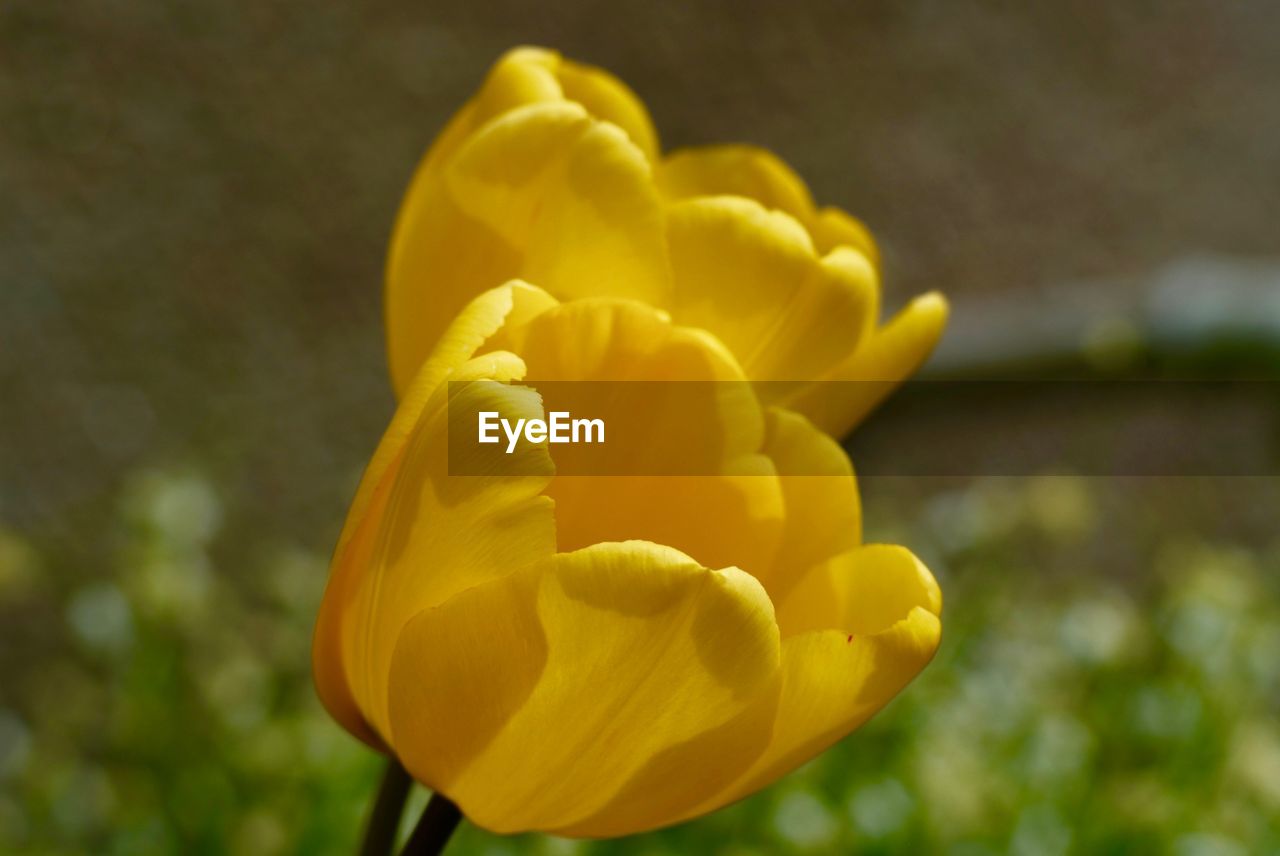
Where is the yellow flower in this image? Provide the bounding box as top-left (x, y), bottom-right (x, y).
top-left (314, 283), bottom-right (942, 836)
top-left (385, 46), bottom-right (947, 438)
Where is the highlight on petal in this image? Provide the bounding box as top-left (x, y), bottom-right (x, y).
top-left (783, 290), bottom-right (950, 438)
top-left (666, 197), bottom-right (877, 386)
top-left (687, 545), bottom-right (942, 817)
top-left (387, 541), bottom-right (782, 836)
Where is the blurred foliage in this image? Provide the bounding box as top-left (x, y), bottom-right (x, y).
top-left (2, 471), bottom-right (1277, 855)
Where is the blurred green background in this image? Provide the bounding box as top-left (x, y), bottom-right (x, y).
top-left (2, 2), bottom-right (1279, 854)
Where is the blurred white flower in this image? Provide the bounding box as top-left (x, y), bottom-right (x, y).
top-left (773, 791), bottom-right (839, 850)
top-left (65, 582), bottom-right (133, 655)
top-left (848, 777), bottom-right (914, 839)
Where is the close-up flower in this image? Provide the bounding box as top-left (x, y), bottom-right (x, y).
top-left (313, 281), bottom-right (942, 837)
top-left (384, 47), bottom-right (947, 437)
top-left (312, 47), bottom-right (950, 847)
top-left (8, 6), bottom-right (1277, 856)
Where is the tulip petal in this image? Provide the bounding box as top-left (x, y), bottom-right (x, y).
top-left (498, 297), bottom-right (785, 577)
top-left (445, 103), bottom-right (669, 309)
top-left (346, 368), bottom-right (555, 740)
top-left (754, 407), bottom-right (861, 605)
top-left (386, 46), bottom-right (668, 392)
top-left (776, 543), bottom-right (940, 639)
top-left (389, 112), bottom-right (661, 395)
top-left (469, 47), bottom-right (564, 128)
top-left (386, 149), bottom-right (526, 395)
top-left (385, 50), bottom-right (584, 392)
top-left (666, 197), bottom-right (876, 387)
top-left (688, 545), bottom-right (941, 816)
top-left (472, 47), bottom-right (659, 161)
top-left (498, 297), bottom-right (759, 447)
top-left (721, 609), bottom-right (941, 805)
top-left (521, 122), bottom-right (670, 308)
top-left (346, 283), bottom-right (556, 560)
top-left (315, 284), bottom-right (559, 742)
top-left (444, 102), bottom-right (594, 246)
top-left (784, 291), bottom-right (949, 438)
top-left (315, 354), bottom-right (549, 745)
top-left (656, 145), bottom-right (879, 265)
top-left (559, 669), bottom-right (780, 837)
top-left (387, 541), bottom-right (782, 835)
top-left (549, 474), bottom-right (782, 581)
top-left (809, 206), bottom-right (880, 264)
top-left (555, 56), bottom-right (660, 161)
top-left (657, 144), bottom-right (814, 220)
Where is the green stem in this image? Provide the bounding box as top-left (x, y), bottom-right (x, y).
top-left (399, 791), bottom-right (463, 856)
top-left (359, 758), bottom-right (413, 856)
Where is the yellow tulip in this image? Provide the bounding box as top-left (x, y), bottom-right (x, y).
top-left (314, 283), bottom-right (942, 836)
top-left (385, 46), bottom-right (947, 438)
